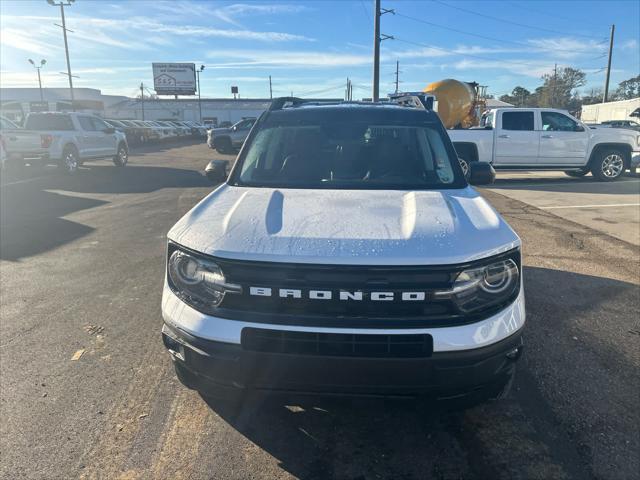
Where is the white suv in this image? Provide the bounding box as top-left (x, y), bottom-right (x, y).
top-left (162, 97), bottom-right (525, 406)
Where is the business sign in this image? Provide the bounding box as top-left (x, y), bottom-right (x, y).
top-left (152, 63), bottom-right (196, 95)
top-left (29, 101), bottom-right (49, 112)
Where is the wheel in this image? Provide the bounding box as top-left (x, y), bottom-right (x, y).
top-left (591, 149), bottom-right (625, 181)
top-left (113, 143), bottom-right (128, 167)
top-left (215, 137), bottom-right (232, 154)
top-left (458, 157), bottom-right (471, 180)
top-left (564, 169), bottom-right (589, 178)
top-left (60, 146), bottom-right (79, 175)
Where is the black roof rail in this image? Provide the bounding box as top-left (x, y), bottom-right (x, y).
top-left (388, 92), bottom-right (435, 110)
top-left (268, 97), bottom-right (306, 111)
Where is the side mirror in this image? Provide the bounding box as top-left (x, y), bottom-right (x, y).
top-left (468, 162), bottom-right (495, 186)
top-left (204, 160), bottom-right (228, 183)
top-left (104, 127), bottom-right (116, 134)
top-left (231, 126), bottom-right (237, 131)
top-left (574, 125), bottom-right (585, 132)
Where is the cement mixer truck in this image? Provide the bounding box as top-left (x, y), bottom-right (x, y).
top-left (423, 79), bottom-right (486, 129)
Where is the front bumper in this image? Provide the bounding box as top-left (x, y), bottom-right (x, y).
top-left (163, 322), bottom-right (522, 399)
top-left (161, 283), bottom-right (525, 398)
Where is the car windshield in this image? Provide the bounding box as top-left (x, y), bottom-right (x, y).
top-left (25, 114), bottom-right (74, 131)
top-left (233, 109), bottom-right (463, 190)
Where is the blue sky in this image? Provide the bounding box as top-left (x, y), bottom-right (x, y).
top-left (1, 0), bottom-right (638, 99)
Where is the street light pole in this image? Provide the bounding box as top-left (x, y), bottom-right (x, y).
top-left (48, 0), bottom-right (75, 108)
top-left (28, 59), bottom-right (47, 101)
top-left (197, 65), bottom-right (205, 123)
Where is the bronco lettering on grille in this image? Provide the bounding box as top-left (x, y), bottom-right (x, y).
top-left (248, 287), bottom-right (428, 301)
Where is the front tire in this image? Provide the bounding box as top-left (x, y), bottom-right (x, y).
top-left (60, 146), bottom-right (79, 175)
top-left (113, 143), bottom-right (128, 167)
top-left (564, 169), bottom-right (589, 178)
top-left (591, 149), bottom-right (625, 181)
top-left (215, 137), bottom-right (232, 154)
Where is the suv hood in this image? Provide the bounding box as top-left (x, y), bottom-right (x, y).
top-left (168, 185), bottom-right (520, 265)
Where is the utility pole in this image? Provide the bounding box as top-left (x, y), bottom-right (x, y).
top-left (197, 65), bottom-right (205, 123)
top-left (372, 0), bottom-right (381, 102)
top-left (371, 1), bottom-right (394, 102)
top-left (140, 83), bottom-right (145, 120)
top-left (603, 24), bottom-right (615, 102)
top-left (394, 60), bottom-right (400, 94)
top-left (269, 75), bottom-right (273, 99)
top-left (48, 1), bottom-right (76, 108)
top-left (28, 59), bottom-right (46, 101)
top-left (551, 63), bottom-right (558, 108)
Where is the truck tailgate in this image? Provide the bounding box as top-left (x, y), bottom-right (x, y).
top-left (2, 130), bottom-right (47, 158)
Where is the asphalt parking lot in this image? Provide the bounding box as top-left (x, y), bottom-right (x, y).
top-left (1, 141), bottom-right (639, 480)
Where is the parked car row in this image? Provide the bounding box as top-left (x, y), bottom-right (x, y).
top-left (103, 119), bottom-right (207, 146)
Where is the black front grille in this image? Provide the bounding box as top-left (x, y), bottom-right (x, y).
top-left (216, 258), bottom-right (457, 320)
top-left (167, 243), bottom-right (520, 328)
top-left (241, 328), bottom-right (433, 358)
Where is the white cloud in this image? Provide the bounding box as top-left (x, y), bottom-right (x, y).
top-left (526, 37), bottom-right (607, 59)
top-left (206, 49), bottom-right (370, 68)
top-left (0, 28), bottom-right (61, 56)
top-left (619, 39), bottom-right (638, 50)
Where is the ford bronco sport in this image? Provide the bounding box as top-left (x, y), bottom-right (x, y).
top-left (162, 95), bottom-right (525, 405)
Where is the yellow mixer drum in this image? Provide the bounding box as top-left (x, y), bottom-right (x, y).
top-left (423, 79), bottom-right (476, 129)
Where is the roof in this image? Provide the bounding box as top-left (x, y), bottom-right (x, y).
top-left (486, 98), bottom-right (514, 108)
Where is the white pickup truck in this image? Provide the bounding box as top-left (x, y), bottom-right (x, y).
top-left (449, 108), bottom-right (640, 181)
top-left (3, 112), bottom-right (129, 174)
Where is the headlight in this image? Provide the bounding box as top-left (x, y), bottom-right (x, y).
top-left (434, 258), bottom-right (519, 313)
top-left (167, 249), bottom-right (241, 311)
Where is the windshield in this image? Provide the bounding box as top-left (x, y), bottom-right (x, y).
top-left (233, 114), bottom-right (463, 189)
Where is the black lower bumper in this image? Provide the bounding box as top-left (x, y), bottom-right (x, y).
top-left (162, 323), bottom-right (523, 401)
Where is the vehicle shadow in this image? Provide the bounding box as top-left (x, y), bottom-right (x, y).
top-left (0, 165), bottom-right (211, 260)
top-left (490, 174), bottom-right (639, 195)
top-left (197, 266), bottom-right (639, 480)
top-left (130, 137), bottom-right (205, 156)
top-left (0, 189), bottom-right (106, 261)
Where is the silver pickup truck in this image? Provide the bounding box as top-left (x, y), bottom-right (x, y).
top-left (3, 112), bottom-right (129, 174)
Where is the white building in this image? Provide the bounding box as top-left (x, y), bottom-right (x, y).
top-left (0, 87), bottom-right (342, 127)
top-left (580, 97), bottom-right (640, 123)
top-left (106, 98), bottom-right (273, 126)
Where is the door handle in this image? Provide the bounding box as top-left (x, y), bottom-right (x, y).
top-left (498, 134), bottom-right (510, 138)
top-left (541, 135), bottom-right (553, 138)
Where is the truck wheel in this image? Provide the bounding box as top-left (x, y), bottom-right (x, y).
top-left (564, 169), bottom-right (589, 178)
top-left (60, 146), bottom-right (79, 175)
top-left (592, 149), bottom-right (625, 181)
top-left (113, 143), bottom-right (128, 167)
top-left (216, 137), bottom-right (232, 154)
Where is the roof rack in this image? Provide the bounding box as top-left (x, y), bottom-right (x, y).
top-left (267, 93), bottom-right (436, 112)
top-left (268, 97), bottom-right (306, 111)
top-left (388, 92), bottom-right (435, 110)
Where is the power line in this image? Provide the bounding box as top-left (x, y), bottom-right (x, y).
top-left (393, 37), bottom-right (605, 70)
top-left (359, 0), bottom-right (372, 21)
top-left (431, 0), bottom-right (606, 41)
top-left (394, 11), bottom-right (607, 55)
top-left (507, 2), bottom-right (603, 30)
